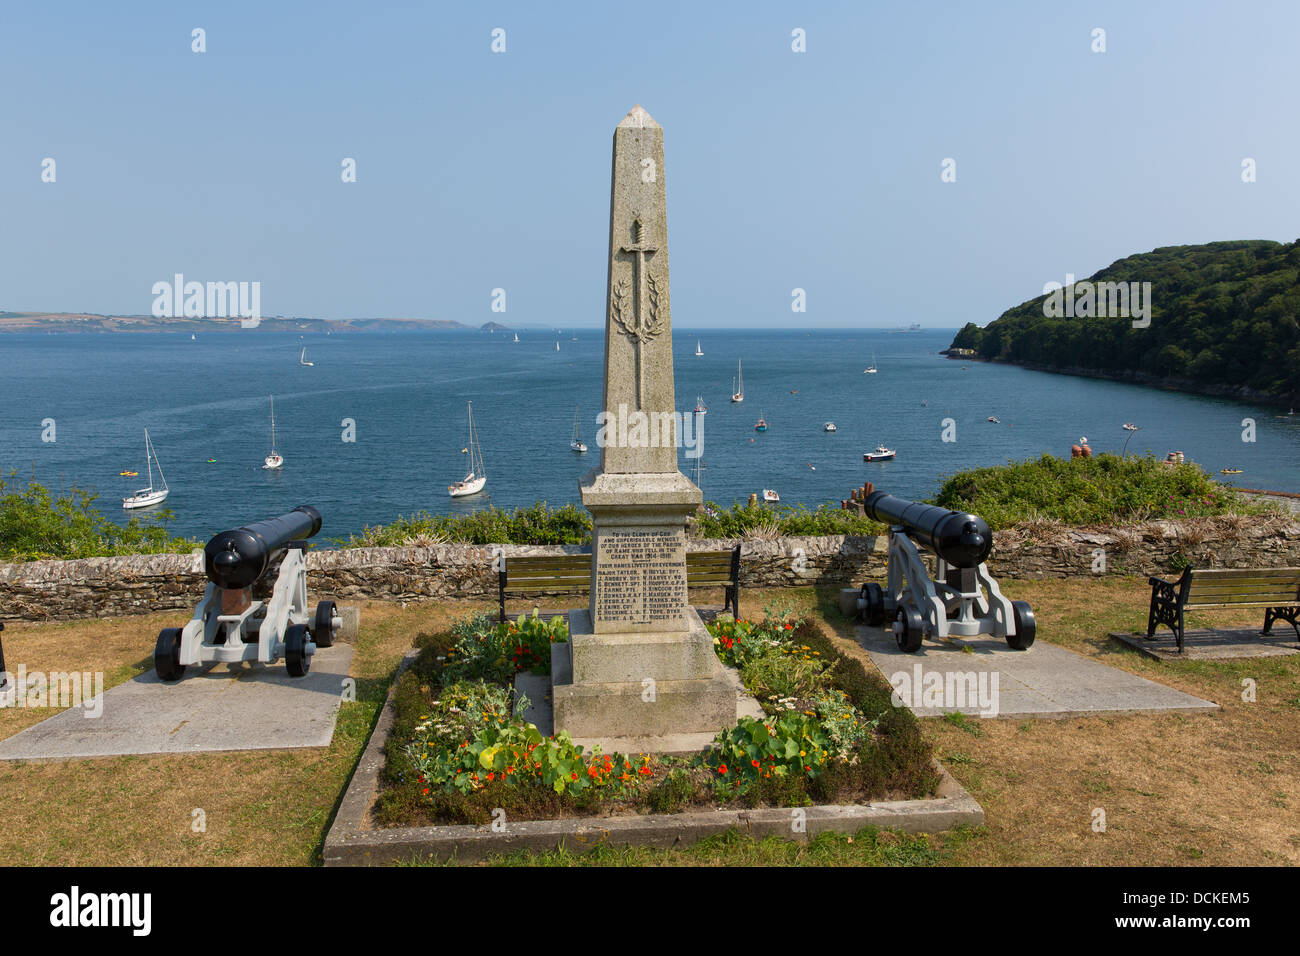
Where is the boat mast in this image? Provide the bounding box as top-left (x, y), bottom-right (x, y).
top-left (144, 430), bottom-right (154, 493)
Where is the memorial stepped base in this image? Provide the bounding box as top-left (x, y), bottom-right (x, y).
top-left (549, 606), bottom-right (762, 754)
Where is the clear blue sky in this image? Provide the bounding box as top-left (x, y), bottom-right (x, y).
top-left (3, 0), bottom-right (1297, 327)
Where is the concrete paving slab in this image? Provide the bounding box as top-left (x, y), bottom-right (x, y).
top-left (1110, 628), bottom-right (1299, 661)
top-left (855, 625), bottom-right (1217, 719)
top-left (0, 645), bottom-right (353, 761)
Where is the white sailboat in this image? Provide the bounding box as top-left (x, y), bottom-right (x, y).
top-left (864, 351), bottom-right (878, 374)
top-left (448, 402), bottom-right (487, 497)
top-left (263, 396), bottom-right (284, 469)
top-left (513, 333), bottom-right (519, 343)
top-left (570, 405), bottom-right (588, 453)
top-left (695, 340), bottom-right (703, 356)
top-left (556, 341), bottom-right (560, 352)
top-left (731, 359), bottom-right (744, 402)
top-left (299, 347), bottom-right (314, 367)
top-left (123, 429), bottom-right (169, 509)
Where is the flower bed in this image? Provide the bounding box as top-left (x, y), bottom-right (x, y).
top-left (375, 603), bottom-right (937, 827)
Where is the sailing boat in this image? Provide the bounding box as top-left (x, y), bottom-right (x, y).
top-left (864, 351), bottom-right (878, 374)
top-left (122, 429), bottom-right (169, 509)
top-left (754, 410), bottom-right (768, 432)
top-left (299, 347), bottom-right (314, 367)
top-left (695, 340), bottom-right (703, 356)
top-left (448, 402), bottom-right (487, 497)
top-left (570, 405), bottom-right (588, 453)
top-left (731, 359), bottom-right (744, 402)
top-left (513, 333), bottom-right (519, 343)
top-left (263, 396), bottom-right (284, 469)
top-left (556, 341), bottom-right (560, 352)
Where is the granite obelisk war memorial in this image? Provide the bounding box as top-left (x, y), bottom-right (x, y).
top-left (550, 105), bottom-right (757, 753)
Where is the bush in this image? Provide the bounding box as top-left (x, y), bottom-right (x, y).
top-left (339, 501), bottom-right (593, 547)
top-left (0, 473), bottom-right (196, 562)
top-left (442, 609), bottom-right (569, 683)
top-left (932, 453), bottom-right (1264, 528)
top-left (692, 501), bottom-right (882, 539)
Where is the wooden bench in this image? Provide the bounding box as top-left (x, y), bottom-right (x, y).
top-left (1146, 566), bottom-right (1300, 652)
top-left (498, 546), bottom-right (741, 623)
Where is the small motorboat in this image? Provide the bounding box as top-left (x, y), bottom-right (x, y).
top-left (762, 489), bottom-right (780, 502)
top-left (987, 416), bottom-right (1000, 424)
top-left (754, 415), bottom-right (767, 432)
top-left (1221, 468), bottom-right (1243, 475)
top-left (863, 444), bottom-right (896, 462)
top-left (823, 422), bottom-right (836, 432)
top-left (1122, 423), bottom-right (1139, 431)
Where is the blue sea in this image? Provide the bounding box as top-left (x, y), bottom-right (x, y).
top-left (1, 328), bottom-right (1296, 544)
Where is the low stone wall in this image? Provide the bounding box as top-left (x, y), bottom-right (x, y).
top-left (2, 515), bottom-right (1297, 623)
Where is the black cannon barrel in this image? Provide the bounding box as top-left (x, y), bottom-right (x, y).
top-left (863, 491), bottom-right (992, 568)
top-left (204, 506), bottom-right (322, 590)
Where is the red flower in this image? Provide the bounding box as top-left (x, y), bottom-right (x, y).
top-left (718, 765), bottom-right (728, 775)
top-left (751, 759), bottom-right (760, 768)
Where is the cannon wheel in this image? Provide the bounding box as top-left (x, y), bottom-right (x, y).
top-left (313, 600), bottom-right (336, 648)
top-left (154, 627), bottom-right (185, 682)
top-left (1007, 601), bottom-right (1036, 650)
top-left (863, 583), bottom-right (886, 626)
top-left (285, 624), bottom-right (311, 677)
top-left (894, 606), bottom-right (925, 653)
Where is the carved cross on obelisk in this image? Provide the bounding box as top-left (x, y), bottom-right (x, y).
top-left (617, 217), bottom-right (658, 409)
top-left (596, 104), bottom-right (679, 476)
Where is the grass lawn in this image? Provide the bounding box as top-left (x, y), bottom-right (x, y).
top-left (1, 580), bottom-right (1296, 866)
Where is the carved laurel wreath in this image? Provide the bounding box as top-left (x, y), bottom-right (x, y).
top-left (611, 273), bottom-right (665, 342)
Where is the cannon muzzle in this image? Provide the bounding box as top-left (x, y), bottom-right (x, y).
top-left (863, 491), bottom-right (991, 568)
top-left (203, 506), bottom-right (323, 590)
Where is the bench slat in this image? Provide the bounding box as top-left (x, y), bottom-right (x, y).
top-left (1189, 589), bottom-right (1300, 602)
top-left (1190, 601), bottom-right (1300, 610)
top-left (1187, 594), bottom-right (1300, 607)
top-left (1191, 582), bottom-right (1300, 594)
top-left (1188, 568), bottom-right (1300, 580)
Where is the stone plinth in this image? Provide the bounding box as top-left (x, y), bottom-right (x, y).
top-left (551, 606), bottom-right (747, 754)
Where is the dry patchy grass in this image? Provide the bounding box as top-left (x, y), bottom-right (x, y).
top-left (0, 599), bottom-right (486, 865)
top-left (2, 579), bottom-right (1297, 866)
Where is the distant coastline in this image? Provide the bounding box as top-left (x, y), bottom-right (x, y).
top-left (0, 312), bottom-right (512, 334)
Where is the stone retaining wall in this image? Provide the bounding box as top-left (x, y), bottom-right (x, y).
top-left (2, 515), bottom-right (1297, 622)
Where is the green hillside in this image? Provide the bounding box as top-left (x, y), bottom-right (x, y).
top-left (951, 240), bottom-right (1300, 401)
